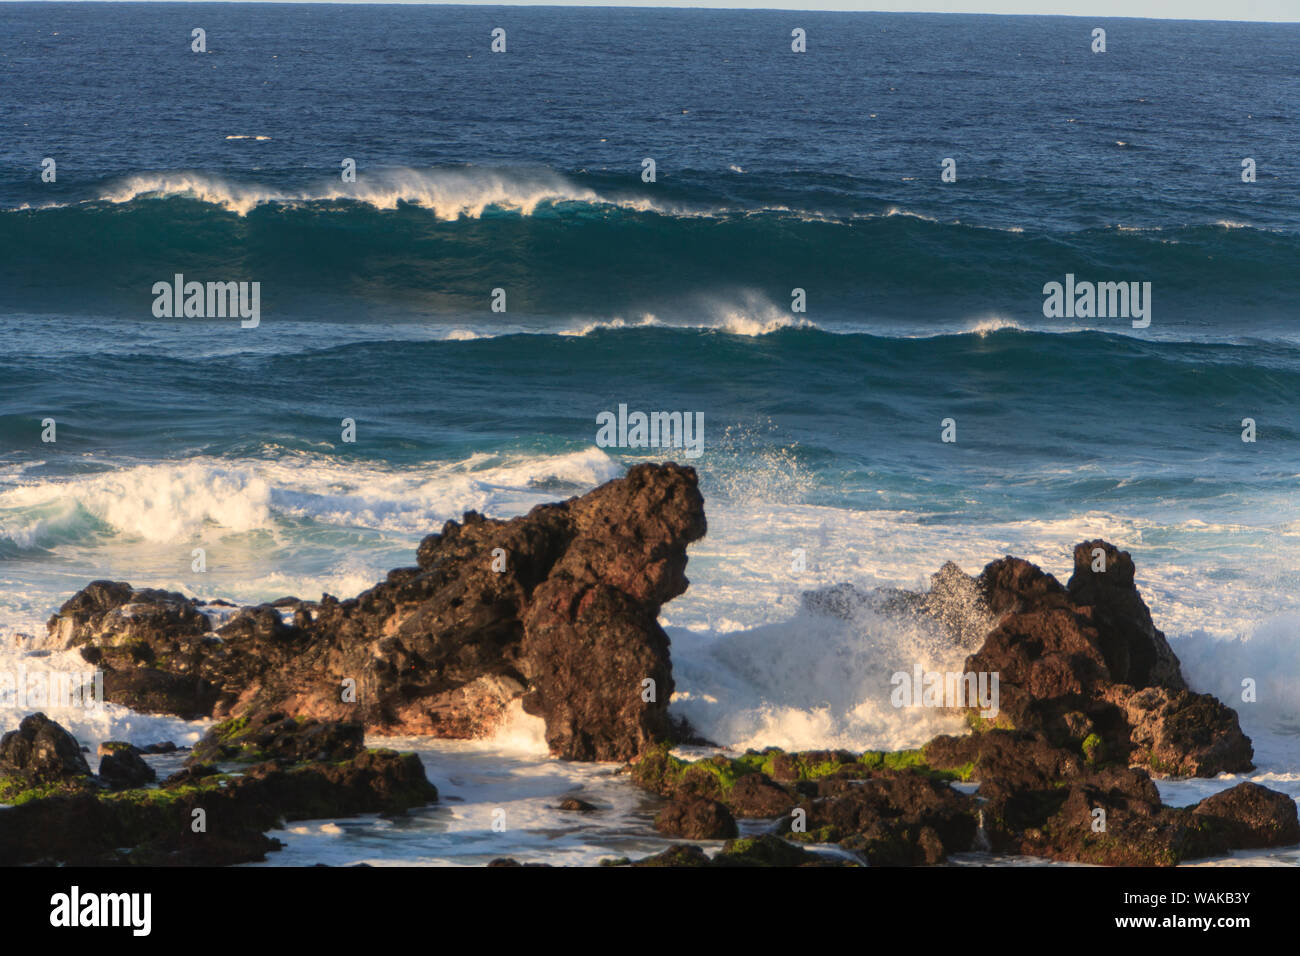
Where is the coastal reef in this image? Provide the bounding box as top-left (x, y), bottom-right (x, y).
top-left (6, 463), bottom-right (1295, 866)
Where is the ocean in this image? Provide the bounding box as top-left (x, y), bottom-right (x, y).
top-left (0, 3), bottom-right (1297, 865)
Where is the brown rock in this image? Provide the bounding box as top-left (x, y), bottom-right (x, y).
top-left (0, 713), bottom-right (92, 786)
top-left (1104, 684), bottom-right (1254, 778)
top-left (49, 463), bottom-right (707, 762)
top-left (727, 772), bottom-right (797, 818)
top-left (0, 747), bottom-right (437, 866)
top-left (97, 742), bottom-right (156, 790)
top-left (924, 729), bottom-right (1085, 789)
top-left (1192, 782), bottom-right (1300, 849)
top-left (1067, 541), bottom-right (1185, 690)
top-left (654, 796), bottom-right (738, 840)
top-left (791, 769), bottom-right (977, 864)
top-left (961, 542), bottom-right (1252, 778)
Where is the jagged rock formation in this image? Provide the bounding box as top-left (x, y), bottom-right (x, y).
top-left (965, 540), bottom-right (1250, 777)
top-left (621, 540), bottom-right (1283, 867)
top-left (49, 463), bottom-right (706, 761)
top-left (803, 539), bottom-right (1252, 778)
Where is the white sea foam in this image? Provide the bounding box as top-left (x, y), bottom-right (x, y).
top-left (554, 290), bottom-right (816, 339)
top-left (0, 461), bottom-right (275, 546)
top-left (964, 315), bottom-right (1027, 336)
top-left (0, 643), bottom-right (209, 744)
top-left (668, 604), bottom-right (970, 753)
top-left (1175, 617), bottom-right (1300, 735)
top-left (94, 167), bottom-right (692, 219)
top-left (0, 447), bottom-right (621, 550)
top-left (244, 737), bottom-right (682, 867)
top-left (69, 167), bottom-right (1017, 235)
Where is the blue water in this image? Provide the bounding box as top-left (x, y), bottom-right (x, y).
top-left (0, 5), bottom-right (1298, 864)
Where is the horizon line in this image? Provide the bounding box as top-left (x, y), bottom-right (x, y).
top-left (4, 2), bottom-right (1298, 27)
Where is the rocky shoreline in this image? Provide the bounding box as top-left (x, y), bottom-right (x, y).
top-left (2, 463), bottom-right (1296, 866)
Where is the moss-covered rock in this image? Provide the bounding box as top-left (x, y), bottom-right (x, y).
top-left (0, 776), bottom-right (98, 806)
top-left (0, 746), bottom-right (438, 866)
top-left (188, 712), bottom-right (363, 767)
top-left (624, 844), bottom-right (712, 867)
top-left (654, 796), bottom-right (737, 840)
top-left (714, 834), bottom-right (834, 867)
top-left (0, 712), bottom-right (92, 787)
top-left (778, 768), bottom-right (978, 865)
top-left (632, 743), bottom-right (962, 808)
top-left (98, 742), bottom-right (156, 790)
top-left (605, 835), bottom-right (853, 867)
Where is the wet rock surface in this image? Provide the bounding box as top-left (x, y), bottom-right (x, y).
top-left (50, 463), bottom-right (706, 761)
top-left (0, 714), bottom-right (439, 866)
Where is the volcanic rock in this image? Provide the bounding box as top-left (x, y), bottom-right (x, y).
top-left (1191, 781), bottom-right (1300, 849)
top-left (654, 796), bottom-right (738, 840)
top-left (97, 741), bottom-right (156, 790)
top-left (961, 542), bottom-right (1252, 777)
top-left (0, 713), bottom-right (92, 790)
top-left (49, 463), bottom-right (707, 761)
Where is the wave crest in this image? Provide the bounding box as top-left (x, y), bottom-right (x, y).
top-left (0, 448), bottom-right (623, 548)
top-left (96, 166), bottom-right (670, 219)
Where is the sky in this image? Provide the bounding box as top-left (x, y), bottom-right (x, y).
top-left (8, 0), bottom-right (1300, 23)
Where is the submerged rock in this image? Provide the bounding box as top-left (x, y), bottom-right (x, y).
top-left (188, 712), bottom-right (364, 767)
